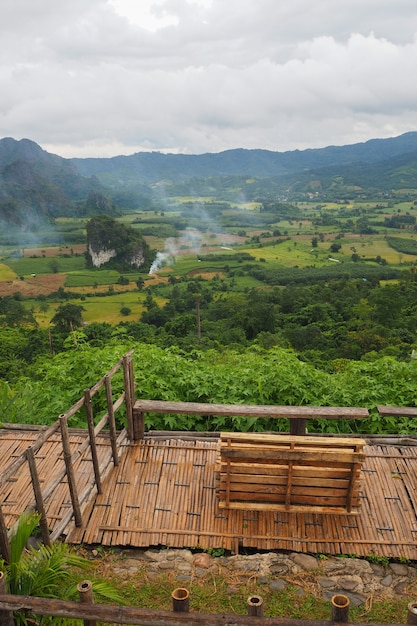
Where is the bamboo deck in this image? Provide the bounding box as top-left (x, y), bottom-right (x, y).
top-left (2, 428), bottom-right (417, 558)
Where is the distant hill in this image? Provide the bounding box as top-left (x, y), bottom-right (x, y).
top-left (0, 137), bottom-right (103, 228)
top-left (2, 132), bottom-right (417, 233)
top-left (71, 132), bottom-right (417, 185)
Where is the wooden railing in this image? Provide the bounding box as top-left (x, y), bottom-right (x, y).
top-left (0, 588), bottom-right (410, 626)
top-left (132, 399), bottom-right (370, 439)
top-left (0, 351), bottom-right (135, 562)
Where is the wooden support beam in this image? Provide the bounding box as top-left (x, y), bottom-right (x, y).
top-left (59, 415), bottom-right (82, 527)
top-left (26, 446), bottom-right (51, 546)
top-left (84, 389), bottom-right (102, 494)
top-left (105, 375), bottom-right (119, 466)
top-left (123, 355), bottom-right (134, 440)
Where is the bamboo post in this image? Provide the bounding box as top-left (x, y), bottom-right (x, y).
top-left (77, 580), bottom-right (96, 626)
top-left (0, 503), bottom-right (10, 564)
top-left (59, 414), bottom-right (83, 527)
top-left (290, 418), bottom-right (307, 436)
top-left (84, 389), bottom-right (102, 494)
top-left (26, 446), bottom-right (51, 546)
top-left (331, 594), bottom-right (350, 622)
top-left (171, 588), bottom-right (190, 613)
top-left (128, 356), bottom-right (135, 404)
top-left (104, 375), bottom-right (119, 466)
top-left (408, 602), bottom-right (417, 624)
top-left (0, 571), bottom-right (13, 626)
top-left (247, 595), bottom-right (264, 617)
top-left (123, 355), bottom-right (134, 440)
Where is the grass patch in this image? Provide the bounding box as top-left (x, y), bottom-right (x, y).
top-left (84, 549), bottom-right (415, 624)
top-left (6, 255), bottom-right (86, 275)
top-left (65, 270), bottom-right (124, 287)
top-left (0, 263), bottom-right (17, 280)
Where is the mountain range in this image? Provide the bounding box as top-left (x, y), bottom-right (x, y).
top-left (1, 132), bottom-right (417, 227)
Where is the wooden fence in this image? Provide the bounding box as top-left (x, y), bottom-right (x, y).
top-left (0, 351), bottom-right (135, 562)
top-left (0, 586), bottom-right (411, 626)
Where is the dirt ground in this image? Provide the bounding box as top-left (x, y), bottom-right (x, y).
top-left (0, 274), bottom-right (67, 297)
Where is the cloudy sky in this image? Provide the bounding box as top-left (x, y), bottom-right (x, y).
top-left (2, 0), bottom-right (417, 158)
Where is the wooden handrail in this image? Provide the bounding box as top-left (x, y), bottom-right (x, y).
top-left (133, 400), bottom-right (369, 439)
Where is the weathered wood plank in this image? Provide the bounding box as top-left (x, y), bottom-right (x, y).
top-left (377, 405), bottom-right (417, 417)
top-left (134, 400), bottom-right (369, 420)
top-left (220, 448), bottom-right (364, 465)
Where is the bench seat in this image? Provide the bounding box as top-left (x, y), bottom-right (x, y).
top-left (216, 432), bottom-right (366, 515)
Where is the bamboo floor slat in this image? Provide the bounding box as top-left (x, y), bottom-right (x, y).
top-left (63, 439), bottom-right (417, 559)
top-left (4, 430), bottom-right (417, 558)
top-left (0, 430), bottom-right (115, 535)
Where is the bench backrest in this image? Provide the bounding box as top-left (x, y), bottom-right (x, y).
top-left (216, 432), bottom-right (366, 515)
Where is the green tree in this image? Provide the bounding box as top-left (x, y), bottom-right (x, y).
top-left (50, 303), bottom-right (85, 333)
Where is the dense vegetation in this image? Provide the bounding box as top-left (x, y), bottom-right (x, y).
top-left (3, 134), bottom-right (417, 437)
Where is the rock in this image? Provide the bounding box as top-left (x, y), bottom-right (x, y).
top-left (389, 563), bottom-right (410, 576)
top-left (336, 575), bottom-right (362, 592)
top-left (270, 579), bottom-right (288, 591)
top-left (317, 577), bottom-right (337, 589)
top-left (323, 590), bottom-right (366, 606)
top-left (291, 553), bottom-right (318, 571)
top-left (370, 563), bottom-right (386, 577)
top-left (381, 574), bottom-right (393, 587)
top-left (394, 581), bottom-right (409, 595)
top-left (193, 552), bottom-right (213, 569)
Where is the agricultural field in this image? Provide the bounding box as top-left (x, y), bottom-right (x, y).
top-left (1, 194), bottom-right (417, 328)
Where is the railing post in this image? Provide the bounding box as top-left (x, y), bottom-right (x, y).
top-left (26, 446), bottom-right (51, 546)
top-left (331, 594), bottom-right (350, 622)
top-left (247, 595), bottom-right (264, 617)
top-left (84, 389), bottom-right (102, 494)
top-left (171, 587), bottom-right (190, 613)
top-left (408, 602), bottom-right (417, 624)
top-left (123, 355), bottom-right (134, 441)
top-left (104, 375), bottom-right (119, 466)
top-left (0, 504), bottom-right (10, 564)
top-left (0, 571), bottom-right (13, 626)
top-left (290, 418), bottom-right (307, 436)
top-left (78, 580), bottom-right (96, 626)
top-left (60, 414), bottom-right (83, 527)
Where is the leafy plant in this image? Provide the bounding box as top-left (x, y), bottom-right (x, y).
top-left (0, 511), bottom-right (122, 625)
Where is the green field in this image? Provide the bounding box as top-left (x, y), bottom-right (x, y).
top-left (2, 194), bottom-right (417, 328)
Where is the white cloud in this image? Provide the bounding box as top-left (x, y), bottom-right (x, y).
top-left (1, 0), bottom-right (417, 157)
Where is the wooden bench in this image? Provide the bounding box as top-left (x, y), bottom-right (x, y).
top-left (216, 432), bottom-right (366, 515)
top-left (132, 400), bottom-right (369, 439)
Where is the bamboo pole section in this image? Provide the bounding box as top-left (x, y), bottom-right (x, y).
top-left (0, 504), bottom-right (10, 563)
top-left (84, 389), bottom-right (102, 495)
top-left (171, 588), bottom-right (190, 613)
top-left (331, 594), bottom-right (350, 623)
top-left (78, 580), bottom-right (96, 626)
top-left (408, 602), bottom-right (417, 624)
top-left (26, 446), bottom-right (51, 546)
top-left (59, 415), bottom-right (83, 527)
top-left (247, 595), bottom-right (264, 617)
top-left (105, 375), bottom-right (119, 466)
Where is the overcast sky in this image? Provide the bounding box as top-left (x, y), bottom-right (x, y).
top-left (2, 0), bottom-right (417, 158)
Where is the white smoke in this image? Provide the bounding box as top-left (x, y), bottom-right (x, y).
top-left (148, 230), bottom-right (203, 274)
top-left (149, 238), bottom-right (177, 274)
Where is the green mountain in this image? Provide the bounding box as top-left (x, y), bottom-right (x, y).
top-left (71, 132), bottom-right (417, 185)
top-left (0, 137), bottom-right (103, 228)
top-left (2, 132), bottom-right (417, 231)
